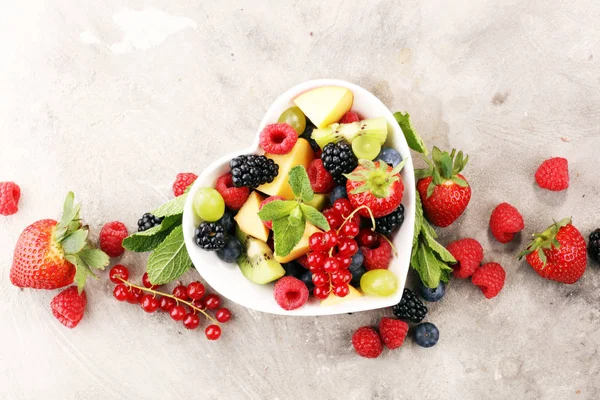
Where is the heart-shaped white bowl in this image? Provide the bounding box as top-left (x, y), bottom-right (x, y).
top-left (183, 79), bottom-right (415, 316)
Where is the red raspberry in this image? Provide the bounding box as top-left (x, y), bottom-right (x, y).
top-left (50, 286), bottom-right (87, 328)
top-left (215, 173), bottom-right (250, 210)
top-left (307, 159), bottom-right (335, 193)
top-left (172, 172), bottom-right (198, 197)
top-left (99, 221), bottom-right (128, 257)
top-left (446, 238), bottom-right (483, 279)
top-left (471, 262), bottom-right (506, 299)
top-left (259, 123), bottom-right (298, 155)
top-left (259, 196), bottom-right (284, 229)
top-left (340, 111), bottom-right (360, 124)
top-left (0, 181), bottom-right (20, 216)
top-left (273, 276), bottom-right (309, 310)
top-left (535, 157), bottom-right (569, 191)
top-left (361, 234), bottom-right (393, 270)
top-left (489, 203), bottom-right (524, 243)
top-left (379, 317), bottom-right (408, 349)
top-left (352, 326), bottom-right (383, 358)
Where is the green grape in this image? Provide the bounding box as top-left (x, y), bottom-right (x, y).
top-left (278, 106), bottom-right (306, 135)
top-left (360, 269), bottom-right (398, 296)
top-left (352, 136), bottom-right (382, 160)
top-left (193, 188), bottom-right (225, 222)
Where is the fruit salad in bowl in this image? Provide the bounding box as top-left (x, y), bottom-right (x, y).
top-left (182, 79), bottom-right (415, 315)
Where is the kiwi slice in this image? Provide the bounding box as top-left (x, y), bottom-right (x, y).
top-left (311, 117), bottom-right (388, 149)
top-left (235, 227), bottom-right (285, 284)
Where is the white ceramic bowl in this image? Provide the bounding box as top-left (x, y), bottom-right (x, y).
top-left (183, 79), bottom-right (415, 316)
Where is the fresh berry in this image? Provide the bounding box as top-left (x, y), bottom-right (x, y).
top-left (313, 285), bottom-right (330, 300)
top-left (137, 213), bottom-right (163, 232)
top-left (300, 120), bottom-right (320, 152)
top-left (330, 186), bottom-right (347, 204)
top-left (140, 294), bottom-right (160, 312)
top-left (204, 294), bottom-right (221, 310)
top-left (417, 148), bottom-right (470, 227)
top-left (186, 281), bottom-right (205, 301)
top-left (333, 284), bottom-right (349, 297)
top-left (229, 155), bottom-right (278, 188)
top-left (350, 249), bottom-right (364, 269)
top-left (332, 198), bottom-right (353, 217)
top-left (307, 251), bottom-right (326, 271)
top-left (346, 161), bottom-right (405, 218)
top-left (170, 305), bottom-right (186, 321)
top-left (0, 181), bottom-right (20, 216)
top-left (126, 287), bottom-right (142, 304)
top-left (192, 298), bottom-right (206, 311)
top-left (374, 204), bottom-right (405, 235)
top-left (414, 322), bottom-right (439, 348)
top-left (489, 203), bottom-right (524, 243)
top-left (215, 308), bottom-right (232, 323)
top-left (350, 264), bottom-right (367, 288)
top-left (299, 269), bottom-right (315, 292)
top-left (159, 297), bottom-right (176, 312)
top-left (331, 269), bottom-right (352, 285)
top-left (535, 157), bottom-right (569, 191)
top-left (340, 221), bottom-right (360, 238)
top-left (323, 209), bottom-right (344, 230)
top-left (172, 172), bottom-right (198, 197)
top-left (307, 159), bottom-right (335, 193)
top-left (357, 228), bottom-right (378, 247)
top-left (99, 221), bottom-right (128, 257)
top-left (312, 272), bottom-right (329, 287)
top-left (588, 229), bottom-right (600, 263)
top-left (113, 284), bottom-right (128, 301)
top-left (321, 142), bottom-right (358, 185)
top-left (361, 235), bottom-right (393, 270)
top-left (323, 230), bottom-right (339, 248)
top-left (392, 289), bottom-right (428, 323)
top-left (446, 238), bottom-right (484, 279)
top-left (259, 123), bottom-right (298, 155)
top-left (273, 276), bottom-right (309, 310)
top-left (376, 147), bottom-right (403, 168)
top-left (183, 313), bottom-right (200, 329)
top-left (215, 173), bottom-right (250, 210)
top-left (419, 281), bottom-right (446, 302)
top-left (338, 255), bottom-right (352, 269)
top-left (217, 210), bottom-right (236, 234)
top-left (471, 262), bottom-right (506, 299)
top-left (352, 327), bottom-right (383, 358)
top-left (141, 272), bottom-right (159, 289)
top-left (194, 222), bottom-right (227, 250)
top-left (323, 257), bottom-right (340, 273)
top-left (205, 324), bottom-right (222, 340)
top-left (216, 237), bottom-right (242, 263)
top-left (50, 286), bottom-right (87, 328)
top-left (259, 196), bottom-right (285, 229)
top-left (172, 285), bottom-right (189, 300)
top-left (379, 317), bottom-right (409, 349)
top-left (282, 261), bottom-right (306, 278)
top-left (340, 111), bottom-right (360, 124)
top-left (338, 238), bottom-right (359, 257)
top-left (520, 218), bottom-right (587, 284)
top-left (109, 265), bottom-right (129, 284)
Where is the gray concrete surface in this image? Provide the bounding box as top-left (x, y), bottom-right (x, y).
top-left (1, 1), bottom-right (599, 399)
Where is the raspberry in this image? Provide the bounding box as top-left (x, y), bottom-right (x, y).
top-left (259, 196), bottom-right (285, 229)
top-left (489, 203), bottom-right (524, 243)
top-left (378, 317), bottom-right (408, 350)
top-left (307, 159), bottom-right (335, 194)
top-left (99, 221), bottom-right (128, 257)
top-left (361, 235), bottom-right (393, 270)
top-left (259, 123), bottom-right (298, 155)
top-left (340, 111), bottom-right (360, 124)
top-left (215, 173), bottom-right (250, 210)
top-left (352, 327), bottom-right (383, 358)
top-left (172, 172), bottom-right (198, 197)
top-left (471, 262), bottom-right (505, 299)
top-left (0, 181), bottom-right (20, 216)
top-left (535, 157), bottom-right (569, 191)
top-left (446, 238), bottom-right (483, 279)
top-left (273, 276), bottom-right (309, 310)
top-left (50, 286), bottom-right (87, 328)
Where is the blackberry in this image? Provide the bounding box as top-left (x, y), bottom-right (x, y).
top-left (194, 222), bottom-right (227, 250)
top-left (392, 288), bottom-right (428, 323)
top-left (321, 142), bottom-right (358, 185)
top-left (300, 121), bottom-right (320, 152)
top-left (374, 204), bottom-right (405, 235)
top-left (588, 229), bottom-right (600, 263)
top-left (137, 213), bottom-right (164, 232)
top-left (230, 155), bottom-right (278, 188)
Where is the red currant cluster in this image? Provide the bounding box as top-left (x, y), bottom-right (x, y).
top-left (307, 199), bottom-right (361, 299)
top-left (108, 265), bottom-right (230, 340)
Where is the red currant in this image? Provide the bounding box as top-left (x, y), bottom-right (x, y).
top-left (337, 255), bottom-right (352, 269)
top-left (170, 305), bottom-right (186, 321)
top-left (113, 284), bottom-right (128, 301)
top-left (331, 270), bottom-right (352, 286)
top-left (334, 284), bottom-right (350, 297)
top-left (313, 286), bottom-right (330, 300)
top-left (333, 199), bottom-right (353, 218)
top-left (140, 294), bottom-right (159, 312)
top-left (308, 232), bottom-right (326, 252)
top-left (307, 251), bottom-right (326, 270)
top-left (192, 298), bottom-right (207, 311)
top-left (324, 210), bottom-right (343, 230)
top-left (126, 287), bottom-right (143, 304)
top-left (357, 228), bottom-right (378, 248)
top-left (323, 257), bottom-right (340, 273)
top-left (338, 238), bottom-right (358, 256)
top-left (340, 221), bottom-right (359, 238)
top-left (172, 285), bottom-right (188, 301)
top-left (142, 272), bottom-right (159, 289)
top-left (187, 281), bottom-right (205, 300)
top-left (205, 324), bottom-right (222, 340)
top-left (312, 272), bottom-right (329, 287)
top-left (109, 265), bottom-right (129, 284)
top-left (204, 294), bottom-right (221, 310)
top-left (215, 308), bottom-right (231, 323)
top-left (183, 313), bottom-right (200, 329)
top-left (159, 296), bottom-right (176, 312)
top-left (323, 230), bottom-right (338, 249)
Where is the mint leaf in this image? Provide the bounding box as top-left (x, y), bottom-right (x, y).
top-left (257, 200), bottom-right (298, 222)
top-left (123, 215), bottom-right (180, 252)
top-left (62, 228), bottom-right (89, 254)
top-left (415, 245), bottom-right (443, 288)
top-left (413, 191), bottom-right (424, 249)
top-left (152, 194), bottom-right (188, 218)
top-left (146, 225), bottom-right (192, 285)
top-left (423, 229), bottom-right (456, 264)
top-left (272, 217), bottom-right (305, 257)
top-left (394, 111), bottom-right (428, 155)
top-left (299, 204), bottom-right (329, 231)
top-left (288, 166), bottom-right (314, 202)
top-left (78, 249), bottom-right (110, 270)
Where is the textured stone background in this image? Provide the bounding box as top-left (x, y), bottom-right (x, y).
top-left (1, 1), bottom-right (599, 399)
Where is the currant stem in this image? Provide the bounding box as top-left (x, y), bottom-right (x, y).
top-left (337, 205), bottom-right (377, 233)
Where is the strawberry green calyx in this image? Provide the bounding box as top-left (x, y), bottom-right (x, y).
top-left (345, 159), bottom-right (407, 199)
top-left (518, 217), bottom-right (571, 265)
top-left (415, 147), bottom-right (469, 198)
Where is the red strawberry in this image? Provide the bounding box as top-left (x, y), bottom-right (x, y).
top-left (307, 159), bottom-right (335, 193)
top-left (51, 286), bottom-right (87, 328)
top-left (172, 172), bottom-right (198, 197)
top-left (416, 147), bottom-right (471, 227)
top-left (535, 157), bottom-right (569, 191)
top-left (471, 262), bottom-right (506, 299)
top-left (352, 326), bottom-right (383, 358)
top-left (489, 203), bottom-right (524, 243)
top-left (361, 234), bottom-right (393, 270)
top-left (215, 173), bottom-right (250, 210)
top-left (519, 218), bottom-right (587, 284)
top-left (10, 192), bottom-right (109, 290)
top-left (446, 238), bottom-right (483, 279)
top-left (378, 317), bottom-right (408, 349)
top-left (346, 160), bottom-right (406, 218)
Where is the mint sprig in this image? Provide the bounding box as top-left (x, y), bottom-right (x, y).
top-left (123, 214), bottom-right (181, 252)
top-left (146, 225), bottom-right (192, 285)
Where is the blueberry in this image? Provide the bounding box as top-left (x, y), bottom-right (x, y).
top-left (282, 262), bottom-right (305, 278)
top-left (217, 210), bottom-right (236, 234)
top-left (330, 186), bottom-right (347, 204)
top-left (350, 250), bottom-right (364, 270)
top-left (349, 261), bottom-right (367, 288)
top-left (414, 322), bottom-right (439, 348)
top-left (299, 269), bottom-right (315, 291)
top-left (419, 281), bottom-right (446, 302)
top-left (216, 237), bottom-right (242, 263)
top-left (377, 147), bottom-right (402, 168)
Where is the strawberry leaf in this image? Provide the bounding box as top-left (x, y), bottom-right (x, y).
top-left (61, 228), bottom-right (89, 255)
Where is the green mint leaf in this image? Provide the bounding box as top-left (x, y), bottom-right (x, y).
top-left (152, 193), bottom-right (188, 218)
top-left (123, 215), bottom-right (181, 252)
top-left (422, 219), bottom-right (438, 239)
top-left (299, 204), bottom-right (330, 231)
top-left (288, 165), bottom-right (314, 202)
top-left (272, 217), bottom-right (305, 257)
top-left (413, 190), bottom-right (424, 249)
top-left (61, 228), bottom-right (89, 254)
top-left (415, 244), bottom-right (443, 288)
top-left (422, 228), bottom-right (456, 264)
top-left (393, 111), bottom-right (428, 155)
top-left (146, 225), bottom-right (192, 285)
top-left (78, 249), bottom-right (110, 270)
top-left (257, 200), bottom-right (298, 222)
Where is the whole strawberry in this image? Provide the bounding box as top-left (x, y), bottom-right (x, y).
top-left (519, 218), bottom-right (587, 284)
top-left (51, 286), bottom-right (87, 328)
top-left (346, 159), bottom-right (406, 218)
top-left (10, 192), bottom-right (109, 290)
top-left (416, 147), bottom-right (471, 227)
